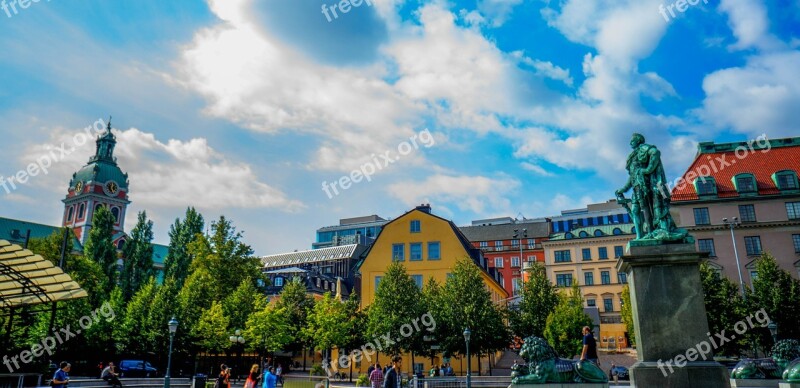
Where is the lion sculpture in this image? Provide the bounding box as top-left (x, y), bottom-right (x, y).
top-left (511, 336), bottom-right (608, 384)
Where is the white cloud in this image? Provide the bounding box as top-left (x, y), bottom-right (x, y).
top-left (719, 0), bottom-right (784, 51)
top-left (387, 174), bottom-right (520, 214)
top-left (476, 0), bottom-right (524, 27)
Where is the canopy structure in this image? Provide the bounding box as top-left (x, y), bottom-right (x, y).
top-left (0, 239), bottom-right (88, 309)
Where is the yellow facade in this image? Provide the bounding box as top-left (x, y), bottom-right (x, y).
top-left (353, 207), bottom-right (508, 376)
top-left (542, 225), bottom-right (634, 350)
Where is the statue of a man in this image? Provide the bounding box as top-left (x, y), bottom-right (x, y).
top-left (616, 133), bottom-right (690, 243)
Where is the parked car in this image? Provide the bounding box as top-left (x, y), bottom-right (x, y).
top-left (610, 365), bottom-right (629, 380)
top-left (119, 360), bottom-right (159, 377)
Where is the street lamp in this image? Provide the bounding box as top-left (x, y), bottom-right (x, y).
top-left (513, 229), bottom-right (527, 291)
top-left (768, 322), bottom-right (778, 345)
top-left (165, 317), bottom-right (178, 388)
top-left (463, 328), bottom-right (471, 388)
top-left (722, 217), bottom-right (747, 298)
top-left (229, 330), bottom-right (245, 380)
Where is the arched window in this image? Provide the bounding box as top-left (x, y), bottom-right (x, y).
top-left (594, 229), bottom-right (604, 237)
top-left (612, 227), bottom-right (622, 235)
top-left (694, 176), bottom-right (717, 196)
top-left (95, 203), bottom-right (103, 213)
top-left (117, 239), bottom-right (125, 250)
top-left (111, 207), bottom-right (120, 223)
top-left (579, 231), bottom-right (589, 238)
top-left (733, 173), bottom-right (757, 193)
top-left (67, 206), bottom-right (74, 221)
top-left (773, 170), bottom-right (799, 191)
top-left (78, 203), bottom-right (86, 219)
top-left (565, 232), bottom-right (574, 240)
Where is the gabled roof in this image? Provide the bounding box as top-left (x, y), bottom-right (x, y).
top-left (672, 137), bottom-right (800, 201)
top-left (265, 267), bottom-right (308, 274)
top-left (261, 244), bottom-right (366, 269)
top-left (459, 221), bottom-right (550, 242)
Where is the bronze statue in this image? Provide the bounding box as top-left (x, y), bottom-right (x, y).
top-left (615, 133), bottom-right (691, 244)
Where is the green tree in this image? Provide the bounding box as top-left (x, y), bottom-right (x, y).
top-left (544, 283), bottom-right (592, 359)
top-left (510, 262), bottom-right (558, 338)
top-left (440, 258), bottom-right (509, 363)
top-left (164, 207), bottom-right (205, 287)
top-left (223, 278), bottom-right (261, 332)
top-left (195, 301), bottom-right (231, 354)
top-left (699, 262), bottom-right (748, 356)
top-left (750, 253), bottom-right (800, 351)
top-left (304, 293), bottom-right (352, 366)
top-left (419, 277), bottom-right (445, 362)
top-left (119, 279), bottom-right (159, 354)
top-left (120, 211), bottom-right (155, 301)
top-left (366, 262), bottom-right (425, 356)
top-left (177, 268), bottom-right (216, 353)
top-left (620, 284), bottom-right (635, 347)
top-left (275, 277), bottom-right (315, 354)
top-left (83, 206), bottom-right (118, 295)
top-left (245, 302), bottom-right (293, 356)
top-left (148, 278), bottom-right (181, 360)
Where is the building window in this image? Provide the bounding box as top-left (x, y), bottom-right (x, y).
top-left (410, 220), bottom-right (421, 233)
top-left (67, 206), bottom-right (74, 221)
top-left (787, 202), bottom-right (800, 220)
top-left (512, 239), bottom-right (520, 247)
top-left (587, 299), bottom-right (596, 307)
top-left (775, 171), bottom-right (799, 190)
top-left (793, 234), bottom-right (800, 253)
top-left (739, 205), bottom-right (757, 223)
top-left (511, 256), bottom-right (520, 268)
top-left (78, 203), bottom-right (85, 219)
top-left (512, 278), bottom-right (522, 295)
top-left (428, 242), bottom-right (441, 260)
top-left (411, 275), bottom-right (423, 288)
top-left (582, 248), bottom-right (591, 261)
top-left (744, 236), bottom-right (762, 256)
top-left (598, 247), bottom-right (608, 260)
top-left (527, 238), bottom-right (536, 248)
top-left (479, 241), bottom-right (488, 249)
top-left (410, 243), bottom-right (422, 261)
top-left (694, 208), bottom-right (710, 225)
top-left (111, 207), bottom-right (120, 223)
top-left (556, 273), bottom-right (573, 287)
top-left (618, 273), bottom-right (628, 284)
top-left (274, 277), bottom-right (284, 287)
top-left (392, 244), bottom-right (405, 261)
top-left (695, 177), bottom-right (717, 196)
top-left (375, 276), bottom-right (382, 290)
top-left (117, 239), bottom-right (125, 250)
top-left (735, 174), bottom-right (757, 193)
top-left (698, 239), bottom-right (716, 257)
top-left (750, 271), bottom-right (758, 283)
top-left (604, 298), bottom-right (614, 312)
top-left (614, 246), bottom-right (624, 258)
top-left (495, 240), bottom-right (503, 251)
top-left (601, 271), bottom-right (611, 285)
top-left (584, 272), bottom-right (594, 286)
top-left (495, 258), bottom-right (504, 268)
top-left (554, 250), bottom-right (571, 263)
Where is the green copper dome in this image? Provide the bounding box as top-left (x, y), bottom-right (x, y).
top-left (69, 121), bottom-right (129, 190)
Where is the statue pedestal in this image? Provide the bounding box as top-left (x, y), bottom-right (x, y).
top-left (617, 243), bottom-right (731, 388)
top-left (511, 384), bottom-right (608, 388)
top-left (780, 383), bottom-right (800, 388)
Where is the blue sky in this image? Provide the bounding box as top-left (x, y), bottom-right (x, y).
top-left (1, 0), bottom-right (798, 254)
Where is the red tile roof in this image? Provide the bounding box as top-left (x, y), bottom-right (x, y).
top-left (671, 141), bottom-right (800, 202)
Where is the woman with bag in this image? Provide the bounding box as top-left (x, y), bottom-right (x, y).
top-left (245, 364), bottom-right (260, 388)
top-left (215, 365), bottom-right (230, 388)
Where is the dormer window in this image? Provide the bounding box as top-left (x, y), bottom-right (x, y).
top-left (694, 177), bottom-right (717, 196)
top-left (774, 170), bottom-right (799, 191)
top-left (733, 174), bottom-right (757, 194)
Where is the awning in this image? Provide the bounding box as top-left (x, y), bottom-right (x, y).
top-left (0, 239), bottom-right (88, 309)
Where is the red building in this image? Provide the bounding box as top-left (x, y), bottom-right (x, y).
top-left (460, 218), bottom-right (550, 296)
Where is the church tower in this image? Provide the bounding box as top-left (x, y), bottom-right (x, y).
top-left (62, 120), bottom-right (130, 247)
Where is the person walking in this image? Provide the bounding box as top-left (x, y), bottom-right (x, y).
top-left (52, 362), bottom-right (70, 388)
top-left (369, 363), bottom-right (383, 388)
top-left (580, 326), bottom-right (599, 366)
top-left (383, 357), bottom-right (402, 388)
top-left (102, 362), bottom-right (123, 388)
top-left (245, 364), bottom-right (260, 388)
top-left (216, 365), bottom-right (231, 388)
top-left (275, 364), bottom-right (283, 385)
top-left (262, 367), bottom-right (277, 388)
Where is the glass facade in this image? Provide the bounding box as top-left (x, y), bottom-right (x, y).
top-left (551, 213), bottom-right (631, 233)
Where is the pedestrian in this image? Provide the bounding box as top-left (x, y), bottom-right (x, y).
top-left (52, 362), bottom-right (70, 388)
top-left (276, 364), bottom-right (283, 385)
top-left (263, 367), bottom-right (277, 388)
top-left (580, 326), bottom-right (600, 366)
top-left (369, 362), bottom-right (383, 388)
top-left (367, 364), bottom-right (375, 377)
top-left (439, 365), bottom-right (445, 377)
top-left (102, 361), bottom-right (123, 388)
top-left (245, 364), bottom-right (260, 388)
top-left (383, 357), bottom-right (402, 388)
top-left (216, 365), bottom-right (231, 388)
top-left (428, 365), bottom-right (436, 377)
top-left (445, 363), bottom-right (453, 377)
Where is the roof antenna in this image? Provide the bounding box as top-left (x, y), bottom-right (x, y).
top-left (107, 116), bottom-right (112, 132)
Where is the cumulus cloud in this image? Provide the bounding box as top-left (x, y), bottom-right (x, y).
top-left (387, 174), bottom-right (520, 214)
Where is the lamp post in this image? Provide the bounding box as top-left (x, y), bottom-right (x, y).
top-left (229, 330), bottom-right (245, 380)
top-left (463, 328), bottom-right (471, 388)
top-left (722, 217), bottom-right (747, 298)
top-left (768, 322), bottom-right (778, 345)
top-left (165, 317), bottom-right (178, 388)
top-left (513, 229), bottom-right (527, 290)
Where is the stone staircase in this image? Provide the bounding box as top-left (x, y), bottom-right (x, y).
top-left (489, 350), bottom-right (520, 376)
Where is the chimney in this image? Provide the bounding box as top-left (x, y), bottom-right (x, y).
top-left (415, 203), bottom-right (432, 214)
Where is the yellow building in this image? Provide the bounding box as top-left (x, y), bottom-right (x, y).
top-left (542, 223), bottom-right (635, 350)
top-left (354, 204), bottom-right (508, 375)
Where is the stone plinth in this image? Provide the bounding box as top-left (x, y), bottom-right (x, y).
top-left (617, 243), bottom-right (730, 388)
top-left (730, 379), bottom-right (781, 387)
top-left (511, 384), bottom-right (608, 388)
top-left (779, 383), bottom-right (800, 388)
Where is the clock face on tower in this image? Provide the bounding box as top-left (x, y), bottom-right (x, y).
top-left (103, 180), bottom-right (119, 196)
top-left (74, 181), bottom-right (83, 194)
